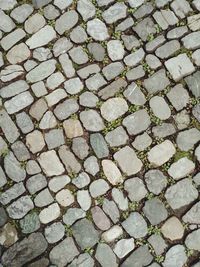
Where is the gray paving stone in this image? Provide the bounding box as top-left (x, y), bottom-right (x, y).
top-left (0, 10), bottom-right (15, 33)
top-left (54, 99), bottom-right (79, 120)
top-left (10, 4), bottom-right (33, 23)
top-left (0, 109), bottom-right (19, 143)
top-left (122, 212), bottom-right (147, 238)
top-left (95, 243), bottom-right (118, 267)
top-left (80, 110), bottom-right (105, 132)
top-left (182, 31), bottom-right (200, 50)
top-left (77, 0), bottom-right (96, 21)
top-left (6, 196), bottom-right (34, 219)
top-left (45, 222), bottom-right (65, 244)
top-left (1, 29), bottom-right (26, 51)
top-left (90, 133), bottom-right (109, 158)
top-left (20, 212), bottom-right (40, 234)
top-left (143, 69), bottom-right (170, 93)
top-left (102, 2), bottom-right (127, 24)
top-left (163, 245), bottom-right (187, 267)
top-left (87, 18), bottom-right (109, 41)
top-left (185, 71), bottom-right (200, 97)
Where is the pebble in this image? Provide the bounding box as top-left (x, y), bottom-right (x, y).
top-left (87, 18), bottom-right (109, 41)
top-left (39, 203), bottom-right (61, 224)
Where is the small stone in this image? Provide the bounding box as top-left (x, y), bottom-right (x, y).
top-left (168, 157), bottom-right (195, 180)
top-left (112, 188), bottom-right (128, 211)
top-left (7, 196), bottom-right (34, 219)
top-left (0, 110), bottom-right (19, 143)
top-left (143, 198), bottom-right (168, 225)
top-left (165, 54), bottom-right (195, 81)
top-left (54, 99), bottom-right (79, 121)
top-left (72, 172), bottom-right (90, 189)
top-left (163, 245), bottom-right (187, 267)
top-left (11, 4), bottom-right (33, 23)
top-left (85, 73), bottom-right (106, 91)
top-left (123, 109), bottom-right (151, 135)
top-left (176, 128), bottom-right (200, 151)
top-left (145, 170), bottom-right (167, 195)
top-left (91, 206), bottom-right (111, 231)
top-left (101, 225), bottom-right (123, 243)
top-left (102, 2), bottom-right (127, 24)
top-left (69, 253), bottom-right (94, 267)
top-left (45, 89), bottom-right (67, 107)
top-left (102, 159), bottom-right (123, 185)
top-left (165, 178), bottom-right (198, 210)
top-left (143, 69), bottom-right (170, 93)
top-left (0, 10), bottom-right (15, 33)
top-left (70, 26), bottom-right (88, 43)
top-left (26, 174), bottom-right (47, 194)
top-left (26, 130), bottom-right (45, 154)
top-left (0, 207), bottom-right (8, 227)
top-left (101, 97), bottom-right (128, 122)
top-left (1, 233), bottom-right (47, 267)
top-left (64, 77), bottom-right (83, 95)
top-left (20, 212), bottom-right (40, 234)
top-left (182, 31), bottom-right (200, 50)
top-left (45, 222), bottom-right (65, 244)
top-left (4, 92), bottom-right (34, 114)
top-left (122, 212), bottom-right (148, 238)
top-left (114, 146), bottom-right (143, 176)
top-left (63, 119), bottom-right (83, 138)
top-left (89, 179), bottom-right (109, 198)
top-left (49, 175), bottom-right (70, 193)
top-left (72, 218), bottom-right (99, 250)
top-left (105, 126), bottom-right (128, 147)
top-left (183, 201), bottom-right (200, 224)
top-left (34, 188), bottom-right (54, 207)
top-left (38, 150), bottom-right (65, 177)
top-left (80, 110), bottom-right (105, 132)
top-left (56, 189), bottom-right (74, 207)
top-left (123, 82), bottom-right (146, 105)
top-left (167, 84), bottom-right (189, 111)
top-left (69, 46), bottom-right (88, 65)
top-left (114, 238), bottom-right (135, 259)
top-left (39, 203), bottom-right (60, 224)
top-left (6, 43), bottom-right (30, 64)
top-left (103, 199), bottom-right (120, 224)
top-left (185, 229), bottom-right (200, 251)
top-left (25, 13), bottom-right (46, 34)
top-left (63, 208), bottom-right (86, 226)
top-left (0, 182), bottom-right (26, 205)
top-left (150, 96), bottom-right (171, 120)
top-left (49, 237), bottom-right (79, 266)
top-left (0, 223), bottom-right (18, 247)
top-left (102, 62), bottom-right (124, 81)
top-left (90, 133), bottom-right (109, 158)
top-left (132, 132), bottom-right (152, 151)
top-left (77, 190), bottom-right (91, 211)
top-left (77, 0), bottom-right (96, 21)
top-left (185, 71), bottom-right (200, 98)
top-left (124, 177), bottom-right (147, 201)
top-left (55, 10), bottom-right (79, 35)
top-left (147, 140), bottom-right (176, 166)
top-left (87, 18), bottom-right (109, 41)
top-left (148, 234), bottom-right (167, 256)
top-left (45, 129), bottom-right (65, 149)
top-left (39, 111), bottom-right (57, 130)
top-left (155, 40), bottom-right (180, 59)
top-left (87, 43), bottom-right (105, 61)
top-left (95, 243), bottom-right (118, 267)
top-left (1, 29), bottom-right (26, 51)
top-left (161, 216), bottom-right (184, 241)
top-left (107, 40), bottom-right (125, 61)
top-left (0, 0), bottom-right (17, 10)
top-left (124, 48), bottom-right (145, 67)
top-left (31, 81), bottom-right (47, 98)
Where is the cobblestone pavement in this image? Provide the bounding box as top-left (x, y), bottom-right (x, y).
top-left (0, 0), bottom-right (200, 266)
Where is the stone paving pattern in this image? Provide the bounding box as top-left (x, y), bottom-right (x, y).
top-left (0, 0), bottom-right (200, 266)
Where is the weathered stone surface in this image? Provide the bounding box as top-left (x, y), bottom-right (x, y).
top-left (122, 212), bottom-right (147, 238)
top-left (55, 10), bottom-right (78, 34)
top-left (161, 216), bottom-right (184, 241)
top-left (163, 245), bottom-right (187, 267)
top-left (7, 196), bottom-right (34, 219)
top-left (87, 18), bottom-right (109, 41)
top-left (168, 157), bottom-right (195, 180)
top-left (1, 233), bottom-right (47, 267)
top-left (95, 243), bottom-right (118, 267)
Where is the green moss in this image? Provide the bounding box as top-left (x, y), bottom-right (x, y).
top-left (173, 150), bottom-right (193, 162)
top-left (103, 118), bottom-right (123, 134)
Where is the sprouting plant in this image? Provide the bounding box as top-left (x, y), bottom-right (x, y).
top-left (47, 20), bottom-right (56, 27)
top-left (112, 31), bottom-right (121, 40)
top-left (146, 192), bottom-right (155, 200)
top-left (147, 225), bottom-right (161, 235)
top-left (86, 210), bottom-right (93, 221)
top-left (1, 148), bottom-right (9, 157)
top-left (65, 225), bottom-right (73, 237)
top-left (96, 196), bottom-right (105, 206)
top-left (128, 104), bottom-right (140, 113)
top-left (186, 248), bottom-right (194, 257)
top-left (155, 255), bottom-right (165, 263)
top-left (20, 161), bottom-right (27, 169)
top-left (128, 201), bottom-right (139, 211)
top-left (147, 33), bottom-right (155, 42)
top-left (84, 247), bottom-right (94, 255)
top-left (103, 118), bottom-right (123, 134)
top-left (95, 8), bottom-right (102, 19)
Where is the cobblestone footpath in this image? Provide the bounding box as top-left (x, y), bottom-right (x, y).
top-left (0, 0), bottom-right (200, 266)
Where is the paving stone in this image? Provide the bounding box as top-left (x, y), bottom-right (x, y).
top-left (150, 96), bottom-right (171, 120)
top-left (20, 212), bottom-right (40, 234)
top-left (183, 201), bottom-right (200, 224)
top-left (38, 150), bottom-right (65, 176)
top-left (132, 132), bottom-right (152, 151)
top-left (105, 126), bottom-right (128, 147)
top-left (167, 84), bottom-right (189, 111)
top-left (49, 175), bottom-right (70, 192)
top-left (45, 222), bottom-right (65, 244)
top-left (77, 0), bottom-right (96, 21)
top-left (69, 253), bottom-right (94, 267)
top-left (58, 145), bottom-right (81, 173)
top-left (89, 179), bottom-right (110, 198)
top-left (103, 62), bottom-right (124, 81)
top-left (1, 29), bottom-right (26, 51)
top-left (133, 17), bottom-right (156, 41)
top-left (87, 18), bottom-right (109, 41)
top-left (176, 128), bottom-right (200, 151)
top-left (79, 92), bottom-right (99, 107)
top-left (80, 110), bottom-right (105, 132)
top-left (0, 65), bottom-right (24, 82)
top-left (145, 169), bottom-right (167, 195)
top-left (45, 129), bottom-right (65, 149)
top-left (148, 140), bottom-right (176, 166)
top-left (168, 157), bottom-right (195, 180)
top-left (95, 243), bottom-right (118, 267)
top-left (112, 188), bottom-right (128, 211)
top-left (143, 69), bottom-right (170, 93)
top-left (185, 71), bottom-right (200, 97)
top-left (123, 109), bottom-right (151, 135)
top-left (1, 233), bottom-right (47, 267)
top-left (70, 25), bottom-right (88, 44)
top-left (31, 81), bottom-right (47, 97)
top-left (101, 97), bottom-right (128, 122)
top-left (107, 40), bottom-right (125, 61)
top-left (0, 0), bottom-right (17, 10)
top-left (11, 4), bottom-right (33, 23)
top-left (63, 118), bottom-right (83, 138)
top-left (77, 64), bottom-right (100, 79)
top-left (165, 53), bottom-right (195, 82)
top-left (103, 199), bottom-right (120, 223)
top-left (7, 196), bottom-right (34, 219)
top-left (163, 245), bottom-right (187, 267)
top-left (34, 188), bottom-right (54, 207)
top-left (90, 133), bottom-right (109, 158)
top-left (0, 182), bottom-right (26, 205)
top-left (165, 178), bottom-right (198, 210)
top-left (101, 225), bottom-right (123, 243)
top-left (121, 245), bottom-right (153, 267)
top-left (192, 49), bottom-right (200, 66)
top-left (124, 177), bottom-right (147, 202)
top-left (0, 109), bottom-right (19, 143)
top-left (0, 167), bottom-right (7, 188)
top-left (148, 234), bottom-right (167, 256)
top-left (124, 48), bottom-right (145, 67)
top-left (50, 237), bottom-right (79, 266)
top-left (114, 146), bottom-right (143, 176)
top-left (39, 111), bottom-right (57, 130)
top-left (171, 0), bottom-right (192, 18)
top-left (77, 190), bottom-right (91, 211)
top-left (45, 89), bottom-right (67, 107)
top-left (102, 159), bottom-right (122, 185)
top-left (113, 238), bottom-right (135, 259)
top-left (0, 222), bottom-right (18, 248)
top-left (98, 78), bottom-right (127, 100)
top-left (91, 206), bottom-right (111, 230)
top-left (26, 174), bottom-right (47, 194)
top-left (174, 109), bottom-right (190, 130)
top-left (24, 13), bottom-right (46, 34)
top-left (26, 130), bottom-right (45, 154)
top-left (54, 99), bottom-right (79, 120)
top-left (4, 152), bottom-right (26, 182)
top-left (126, 65), bottom-right (145, 81)
top-left (102, 2), bottom-right (127, 24)
top-left (0, 10), bottom-right (15, 33)
top-left (122, 212), bottom-right (147, 238)
top-left (123, 82), bottom-right (146, 105)
top-left (26, 59), bottom-right (56, 83)
top-left (6, 43), bottom-right (30, 64)
top-left (72, 218), bottom-right (99, 250)
top-left (39, 203), bottom-right (61, 224)
top-left (63, 208), bottom-right (86, 226)
top-left (69, 46), bottom-right (88, 65)
top-left (185, 229), bottom-right (200, 251)
top-left (64, 77), bottom-right (83, 95)
top-left (161, 216), bottom-right (184, 241)
top-left (155, 40), bottom-right (180, 59)
top-left (72, 172), bottom-right (90, 189)
top-left (55, 10), bottom-right (78, 34)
